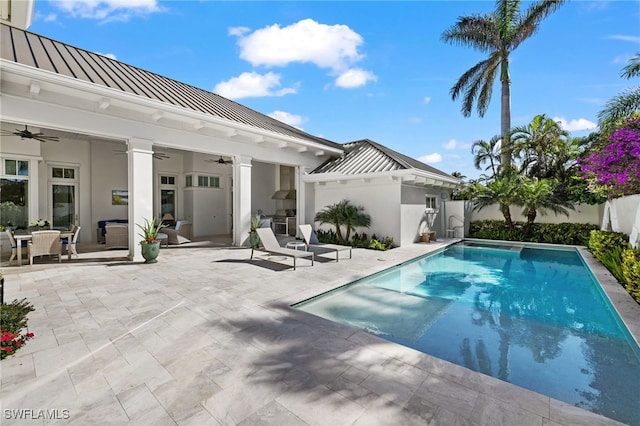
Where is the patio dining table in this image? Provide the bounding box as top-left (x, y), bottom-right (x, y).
top-left (13, 230), bottom-right (74, 266)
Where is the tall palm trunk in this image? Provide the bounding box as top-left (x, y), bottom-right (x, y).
top-left (500, 61), bottom-right (512, 169)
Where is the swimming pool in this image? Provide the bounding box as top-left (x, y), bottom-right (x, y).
top-left (294, 242), bottom-right (640, 425)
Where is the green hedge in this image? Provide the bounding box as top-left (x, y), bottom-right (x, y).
top-left (587, 230), bottom-right (640, 304)
top-left (469, 220), bottom-right (599, 246)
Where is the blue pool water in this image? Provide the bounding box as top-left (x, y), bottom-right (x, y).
top-left (294, 242), bottom-right (640, 425)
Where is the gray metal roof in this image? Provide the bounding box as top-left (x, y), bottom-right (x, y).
top-left (311, 139), bottom-right (454, 179)
top-left (0, 23), bottom-right (341, 150)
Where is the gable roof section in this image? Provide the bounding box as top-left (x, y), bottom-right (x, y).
top-left (0, 23), bottom-right (341, 151)
top-left (311, 139), bottom-right (454, 179)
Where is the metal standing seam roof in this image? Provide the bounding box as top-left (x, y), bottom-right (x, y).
top-left (311, 139), bottom-right (455, 179)
top-left (0, 23), bottom-right (342, 151)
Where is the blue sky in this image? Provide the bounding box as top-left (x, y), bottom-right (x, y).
top-left (28, 1), bottom-right (640, 179)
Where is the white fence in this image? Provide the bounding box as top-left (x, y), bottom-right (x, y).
top-left (448, 195), bottom-right (640, 249)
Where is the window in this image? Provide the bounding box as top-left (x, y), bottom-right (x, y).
top-left (2, 158), bottom-right (30, 227)
top-left (0, 179), bottom-right (28, 227)
top-left (52, 167), bottom-right (75, 179)
top-left (185, 174), bottom-right (220, 188)
top-left (426, 195), bottom-right (438, 210)
top-left (194, 175), bottom-right (220, 188)
top-left (5, 159), bottom-right (29, 176)
top-left (161, 175), bottom-right (175, 185)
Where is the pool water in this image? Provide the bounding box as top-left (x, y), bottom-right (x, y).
top-left (294, 243), bottom-right (640, 424)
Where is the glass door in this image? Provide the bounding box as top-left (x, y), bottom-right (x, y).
top-left (51, 184), bottom-right (77, 229)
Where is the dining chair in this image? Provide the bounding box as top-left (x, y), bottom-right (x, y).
top-left (5, 229), bottom-right (28, 265)
top-left (63, 226), bottom-right (81, 257)
top-left (28, 230), bottom-right (62, 265)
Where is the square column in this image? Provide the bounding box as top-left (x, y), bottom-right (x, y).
top-left (127, 138), bottom-right (154, 261)
top-left (232, 155), bottom-right (252, 246)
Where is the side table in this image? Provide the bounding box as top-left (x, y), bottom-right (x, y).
top-left (285, 241), bottom-right (307, 251)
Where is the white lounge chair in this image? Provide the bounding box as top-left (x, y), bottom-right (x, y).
top-left (252, 227), bottom-right (314, 270)
top-left (299, 224), bottom-right (352, 262)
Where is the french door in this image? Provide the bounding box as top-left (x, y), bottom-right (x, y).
top-left (51, 183), bottom-right (78, 229)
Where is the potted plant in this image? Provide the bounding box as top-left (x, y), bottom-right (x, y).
top-left (249, 215), bottom-right (262, 248)
top-left (137, 218), bottom-right (166, 264)
top-left (29, 219), bottom-right (51, 231)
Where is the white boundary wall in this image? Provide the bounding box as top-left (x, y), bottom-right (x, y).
top-left (602, 194), bottom-right (640, 248)
top-left (449, 195), bottom-right (640, 249)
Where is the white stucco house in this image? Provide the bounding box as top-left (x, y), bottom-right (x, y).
top-left (0, 10), bottom-right (459, 261)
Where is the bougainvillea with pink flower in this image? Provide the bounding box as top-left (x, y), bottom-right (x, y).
top-left (579, 116), bottom-right (640, 199)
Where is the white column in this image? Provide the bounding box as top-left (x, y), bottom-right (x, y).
top-left (127, 138), bottom-right (154, 261)
top-left (232, 155), bottom-right (252, 246)
top-left (295, 166), bottom-right (308, 238)
top-left (29, 157), bottom-right (40, 224)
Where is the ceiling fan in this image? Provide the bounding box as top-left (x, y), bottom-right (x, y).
top-left (1, 125), bottom-right (60, 142)
top-left (113, 150), bottom-right (170, 160)
top-left (205, 156), bottom-right (233, 165)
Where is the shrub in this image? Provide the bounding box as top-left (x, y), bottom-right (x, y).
top-left (316, 229), bottom-right (393, 251)
top-left (622, 249), bottom-right (640, 303)
top-left (469, 220), bottom-right (599, 245)
top-left (1, 298), bottom-right (35, 359)
top-left (587, 230), bottom-right (630, 261)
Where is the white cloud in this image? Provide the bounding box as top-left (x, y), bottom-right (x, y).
top-left (443, 139), bottom-right (458, 150)
top-left (214, 71), bottom-right (298, 99)
top-left (417, 153), bottom-right (443, 164)
top-left (607, 35), bottom-right (640, 44)
top-left (268, 111), bottom-right (306, 129)
top-left (228, 26), bottom-right (250, 37)
top-left (234, 18), bottom-right (364, 72)
top-left (423, 96), bottom-right (431, 104)
top-left (554, 117), bottom-right (598, 132)
top-left (96, 52), bottom-right (117, 60)
top-left (54, 0), bottom-right (162, 21)
top-left (335, 68), bottom-right (377, 89)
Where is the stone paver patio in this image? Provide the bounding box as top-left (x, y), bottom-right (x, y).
top-left (1, 238), bottom-right (636, 425)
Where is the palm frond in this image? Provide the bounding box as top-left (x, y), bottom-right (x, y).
top-left (597, 87), bottom-right (640, 126)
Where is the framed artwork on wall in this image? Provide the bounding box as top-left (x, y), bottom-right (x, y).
top-left (112, 190), bottom-right (128, 205)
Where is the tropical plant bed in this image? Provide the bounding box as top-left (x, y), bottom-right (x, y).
top-left (469, 220), bottom-right (599, 246)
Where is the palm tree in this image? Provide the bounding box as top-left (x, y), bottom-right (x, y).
top-left (442, 0), bottom-right (566, 167)
top-left (598, 52), bottom-right (640, 127)
top-left (511, 114), bottom-right (568, 179)
top-left (471, 135), bottom-right (502, 179)
top-left (472, 176), bottom-right (521, 230)
top-left (518, 177), bottom-right (573, 235)
top-left (314, 199), bottom-right (371, 242)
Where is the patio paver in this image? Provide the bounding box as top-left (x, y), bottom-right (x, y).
top-left (0, 239), bottom-right (632, 425)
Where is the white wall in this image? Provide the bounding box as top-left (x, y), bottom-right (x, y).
top-left (313, 179), bottom-right (400, 242)
top-left (400, 184), bottom-right (445, 245)
top-left (471, 202), bottom-right (602, 225)
top-left (602, 194), bottom-right (640, 248)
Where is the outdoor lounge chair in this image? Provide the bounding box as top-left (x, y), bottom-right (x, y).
top-left (252, 227), bottom-right (314, 270)
top-left (299, 224), bottom-right (352, 262)
top-left (105, 223), bottom-right (128, 249)
top-left (164, 220), bottom-right (192, 245)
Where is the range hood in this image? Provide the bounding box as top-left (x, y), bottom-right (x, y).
top-left (271, 189), bottom-right (296, 200)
